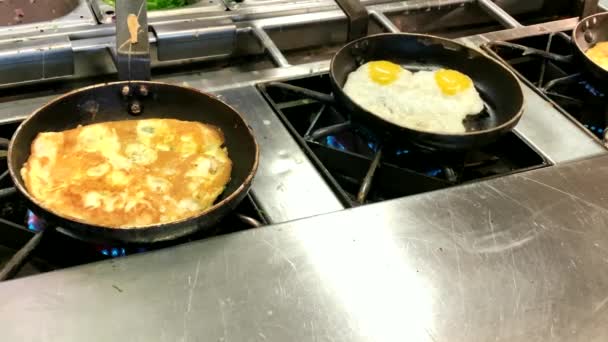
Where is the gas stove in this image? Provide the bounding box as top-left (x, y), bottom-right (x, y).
top-left (484, 31), bottom-right (607, 143)
top-left (0, 0), bottom-right (602, 284)
top-left (258, 73), bottom-right (549, 206)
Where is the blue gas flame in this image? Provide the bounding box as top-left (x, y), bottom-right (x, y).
top-left (100, 248), bottom-right (127, 257)
top-left (579, 80), bottom-right (605, 97)
top-left (326, 136), bottom-right (346, 151)
top-left (425, 169), bottom-right (443, 177)
top-left (26, 210), bottom-right (45, 232)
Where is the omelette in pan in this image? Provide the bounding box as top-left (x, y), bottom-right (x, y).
top-left (20, 119), bottom-right (232, 228)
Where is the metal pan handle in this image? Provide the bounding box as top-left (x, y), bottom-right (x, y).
top-left (334, 0), bottom-right (369, 42)
top-left (115, 0), bottom-right (151, 81)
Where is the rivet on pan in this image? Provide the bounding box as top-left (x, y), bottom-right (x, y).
top-left (138, 85), bottom-right (149, 96)
top-left (129, 101), bottom-right (142, 115)
top-left (593, 17), bottom-right (597, 25)
top-left (355, 56), bottom-right (366, 66)
top-left (584, 31), bottom-right (595, 44)
top-left (121, 85), bottom-right (130, 96)
top-left (352, 39), bottom-right (369, 54)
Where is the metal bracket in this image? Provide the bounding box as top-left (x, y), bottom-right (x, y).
top-left (251, 25), bottom-right (289, 68)
top-left (334, 0), bottom-right (369, 41)
top-left (153, 20), bottom-right (236, 62)
top-left (115, 0), bottom-right (151, 81)
top-left (0, 36), bottom-right (74, 86)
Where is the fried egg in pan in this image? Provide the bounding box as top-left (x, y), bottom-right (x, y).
top-left (343, 60), bottom-right (485, 134)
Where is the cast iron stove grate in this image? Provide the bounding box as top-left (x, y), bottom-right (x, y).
top-left (483, 31), bottom-right (607, 143)
top-left (258, 73), bottom-right (548, 207)
top-left (0, 120), bottom-right (267, 281)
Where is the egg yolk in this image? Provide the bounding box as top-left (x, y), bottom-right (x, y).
top-left (434, 69), bottom-right (473, 95)
top-left (368, 61), bottom-right (402, 85)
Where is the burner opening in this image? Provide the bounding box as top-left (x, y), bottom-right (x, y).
top-left (259, 73), bottom-right (547, 206)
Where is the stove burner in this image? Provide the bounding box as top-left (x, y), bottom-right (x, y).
top-left (97, 247), bottom-right (141, 258)
top-left (26, 210), bottom-right (45, 232)
top-left (259, 73), bottom-right (548, 206)
top-left (484, 31), bottom-right (608, 142)
top-left (26, 199), bottom-right (142, 258)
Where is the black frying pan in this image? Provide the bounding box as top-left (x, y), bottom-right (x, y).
top-left (270, 1), bottom-right (524, 151)
top-left (5, 0), bottom-right (259, 244)
top-left (330, 33), bottom-right (524, 151)
top-left (8, 82), bottom-right (259, 244)
top-left (573, 11), bottom-right (608, 82)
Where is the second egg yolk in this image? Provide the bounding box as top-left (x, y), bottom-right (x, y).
top-left (368, 60), bottom-right (402, 85)
top-left (434, 69), bottom-right (473, 95)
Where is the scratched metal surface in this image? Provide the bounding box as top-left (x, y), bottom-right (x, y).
top-left (2, 155), bottom-right (608, 341)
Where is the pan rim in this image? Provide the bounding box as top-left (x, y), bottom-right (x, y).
top-left (8, 80), bottom-right (260, 232)
top-left (329, 32), bottom-right (526, 138)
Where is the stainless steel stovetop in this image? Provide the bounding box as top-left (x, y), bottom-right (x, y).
top-left (0, 0), bottom-right (605, 280)
top-left (2, 1), bottom-right (608, 340)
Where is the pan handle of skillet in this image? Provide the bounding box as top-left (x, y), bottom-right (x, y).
top-left (267, 82), bottom-right (336, 105)
top-left (115, 0), bottom-right (151, 81)
top-left (334, 0), bottom-right (369, 41)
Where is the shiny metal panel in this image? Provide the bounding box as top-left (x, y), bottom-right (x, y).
top-left (154, 19), bottom-right (236, 61)
top-left (3, 154), bottom-right (608, 341)
top-left (0, 62), bottom-right (332, 123)
top-left (513, 86), bottom-right (606, 163)
top-left (224, 0), bottom-right (393, 13)
top-left (215, 87), bottom-right (344, 222)
top-left (0, 36), bottom-right (74, 85)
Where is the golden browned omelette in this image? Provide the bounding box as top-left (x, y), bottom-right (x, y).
top-left (21, 119), bottom-right (232, 228)
top-left (586, 41), bottom-right (608, 71)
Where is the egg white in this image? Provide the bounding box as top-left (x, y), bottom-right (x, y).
top-left (343, 63), bottom-right (485, 133)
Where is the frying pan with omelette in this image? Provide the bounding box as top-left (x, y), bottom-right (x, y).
top-left (6, 0), bottom-right (258, 244)
top-left (8, 82), bottom-right (259, 244)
